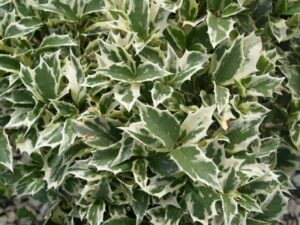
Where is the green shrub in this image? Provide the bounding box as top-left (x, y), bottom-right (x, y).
top-left (0, 0), bottom-right (300, 224)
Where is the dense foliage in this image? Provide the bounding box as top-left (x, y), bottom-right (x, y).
top-left (0, 0), bottom-right (300, 224)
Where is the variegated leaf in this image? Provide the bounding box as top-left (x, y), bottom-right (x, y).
top-left (225, 117), bottom-right (263, 153)
top-left (213, 36), bottom-right (245, 85)
top-left (170, 145), bottom-right (220, 189)
top-left (0, 54), bottom-right (21, 73)
top-left (170, 50), bottom-right (209, 87)
top-left (121, 122), bottom-right (161, 148)
top-left (89, 146), bottom-right (120, 173)
top-left (139, 104), bottom-right (180, 149)
top-left (132, 159), bottom-right (148, 189)
top-left (128, 0), bottom-right (149, 40)
top-left (207, 0), bottom-right (231, 11)
top-left (163, 25), bottom-right (186, 51)
top-left (185, 185), bottom-right (220, 224)
top-left (181, 105), bottom-right (216, 144)
top-left (214, 83), bottom-right (230, 113)
top-left (254, 190), bottom-right (288, 222)
top-left (135, 62), bottom-right (172, 82)
top-left (0, 0), bottom-right (295, 224)
top-left (207, 11), bottom-right (235, 48)
top-left (114, 83), bottom-right (140, 112)
top-left (98, 39), bottom-right (135, 69)
top-left (34, 58), bottom-right (58, 102)
top-left (280, 65), bottom-right (300, 97)
top-left (4, 17), bottom-right (42, 39)
top-left (0, 129), bottom-right (13, 171)
top-left (87, 201), bottom-right (105, 225)
top-left (51, 100), bottom-right (77, 117)
top-left (34, 0), bottom-right (76, 21)
top-left (65, 51), bottom-right (87, 106)
top-left (38, 34), bottom-right (77, 52)
top-left (164, 205), bottom-right (184, 225)
top-left (221, 167), bottom-right (240, 193)
top-left (151, 82), bottom-right (173, 107)
top-left (269, 17), bottom-right (289, 43)
top-left (73, 117), bottom-right (121, 149)
top-left (242, 74), bottom-right (283, 97)
top-left (35, 122), bottom-right (63, 149)
top-left (144, 175), bottom-right (186, 198)
top-left (83, 0), bottom-right (105, 15)
top-left (221, 194), bottom-right (238, 225)
top-left (59, 119), bottom-right (76, 155)
top-left (222, 3), bottom-right (245, 17)
top-left (234, 33), bottom-right (262, 81)
top-left (236, 194), bottom-right (261, 213)
top-left (5, 108), bottom-right (29, 128)
top-left (179, 0), bottom-right (198, 22)
top-left (99, 62), bottom-right (171, 83)
top-left (132, 189), bottom-right (149, 225)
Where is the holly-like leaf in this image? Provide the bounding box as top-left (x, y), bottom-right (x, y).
top-left (38, 34), bottom-right (77, 52)
top-left (269, 17), bottom-right (289, 43)
top-left (99, 62), bottom-right (171, 83)
top-left (170, 145), bottom-right (220, 189)
top-left (180, 0), bottom-right (198, 22)
top-left (221, 194), bottom-right (238, 225)
top-left (114, 83), bottom-right (140, 112)
top-left (121, 122), bottom-right (161, 148)
top-left (98, 63), bottom-right (134, 82)
top-left (73, 117), bottom-right (122, 149)
top-left (170, 50), bottom-right (209, 87)
top-left (221, 167), bottom-right (240, 193)
top-left (144, 175), bottom-right (186, 198)
top-left (84, 0), bottom-right (105, 15)
top-left (181, 105), bottom-right (216, 144)
top-left (35, 122), bottom-right (63, 149)
top-left (214, 83), bottom-right (230, 113)
top-left (64, 51), bottom-right (87, 106)
top-left (102, 216), bottom-right (135, 225)
top-left (34, 58), bottom-right (58, 102)
top-left (4, 17), bottom-right (42, 39)
top-left (0, 129), bottom-right (13, 171)
top-left (0, 0), bottom-right (296, 224)
top-left (280, 65), bottom-right (300, 97)
top-left (213, 36), bottom-right (244, 85)
top-left (234, 33), bottom-right (262, 81)
top-left (139, 104), bottom-right (180, 149)
top-left (151, 82), bottom-right (173, 107)
top-left (254, 190), bottom-right (288, 222)
top-left (87, 201), bottom-right (105, 225)
top-left (132, 189), bottom-right (150, 224)
top-left (0, 54), bottom-right (21, 73)
top-left (135, 62), bottom-right (172, 82)
top-left (242, 74), bottom-right (283, 97)
top-left (207, 11), bottom-right (235, 48)
top-left (132, 159), bottom-right (148, 189)
top-left (89, 146), bottom-right (120, 172)
top-left (34, 0), bottom-right (76, 21)
top-left (164, 205), bottom-right (184, 225)
top-left (128, 0), bottom-right (149, 40)
top-left (236, 194), bottom-right (262, 213)
top-left (163, 25), bottom-right (186, 51)
top-left (51, 100), bottom-right (77, 117)
top-left (59, 119), bottom-right (76, 155)
top-left (206, 0), bottom-right (231, 11)
top-left (185, 185), bottom-right (220, 224)
top-left (98, 39), bottom-right (135, 69)
top-left (222, 3), bottom-right (245, 17)
top-left (225, 117), bottom-right (263, 153)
